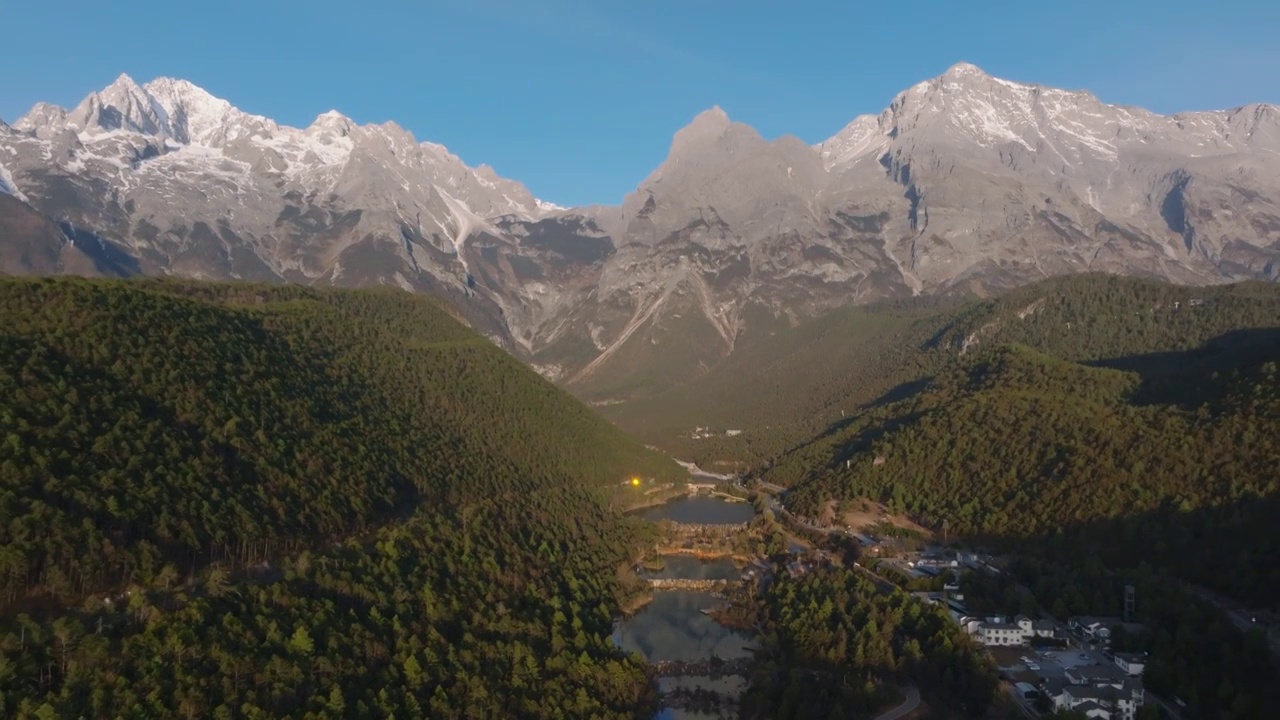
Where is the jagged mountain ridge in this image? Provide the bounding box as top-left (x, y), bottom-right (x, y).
top-left (488, 64), bottom-right (1280, 394)
top-left (815, 63), bottom-right (1280, 289)
top-left (0, 73), bottom-right (558, 343)
top-left (2, 64), bottom-right (1278, 397)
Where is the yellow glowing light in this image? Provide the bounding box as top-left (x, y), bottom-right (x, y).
top-left (631, 477), bottom-right (641, 486)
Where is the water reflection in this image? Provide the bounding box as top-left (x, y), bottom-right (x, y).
top-left (615, 591), bottom-right (755, 663)
top-left (656, 676), bottom-right (749, 720)
top-left (644, 556), bottom-right (742, 581)
top-left (623, 497), bottom-right (758, 719)
top-left (634, 496), bottom-right (755, 525)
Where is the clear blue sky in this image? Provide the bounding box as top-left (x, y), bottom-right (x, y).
top-left (2, 0), bottom-right (1277, 206)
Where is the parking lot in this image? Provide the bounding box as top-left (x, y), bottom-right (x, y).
top-left (989, 645), bottom-right (1110, 687)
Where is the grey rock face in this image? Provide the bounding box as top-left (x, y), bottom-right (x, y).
top-left (817, 63), bottom-right (1280, 290)
top-left (2, 65), bottom-right (1277, 395)
top-left (488, 65), bottom-right (1278, 393)
top-left (0, 73), bottom-right (557, 349)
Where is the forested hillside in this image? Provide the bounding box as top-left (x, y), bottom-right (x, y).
top-left (0, 277), bottom-right (680, 718)
top-left (771, 332), bottom-right (1280, 607)
top-left (744, 277), bottom-right (1280, 718)
top-left (603, 274), bottom-right (1280, 609)
top-left (606, 274), bottom-right (1280, 471)
top-left (601, 298), bottom-right (958, 468)
top-left (743, 569), bottom-right (998, 719)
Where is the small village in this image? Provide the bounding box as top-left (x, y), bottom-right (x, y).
top-left (801, 523), bottom-right (1162, 720)
top-left (752, 485), bottom-right (1174, 720)
top-left (624, 478), bottom-right (1194, 720)
top-left (915, 583), bottom-right (1150, 720)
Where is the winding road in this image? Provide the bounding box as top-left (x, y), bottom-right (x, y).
top-left (1182, 583), bottom-right (1280, 660)
top-left (755, 480), bottom-right (788, 494)
top-left (873, 686), bottom-right (921, 720)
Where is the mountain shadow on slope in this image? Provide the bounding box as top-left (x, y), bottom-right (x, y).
top-left (1091, 326), bottom-right (1280, 408)
top-left (0, 277), bottom-right (681, 609)
top-left (770, 334), bottom-right (1280, 605)
top-left (956, 495), bottom-right (1280, 720)
top-left (603, 274), bottom-right (1280, 473)
top-left (56, 220), bottom-right (142, 276)
top-left (0, 277), bottom-right (681, 719)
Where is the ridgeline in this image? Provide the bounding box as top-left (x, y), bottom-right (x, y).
top-left (0, 277), bottom-right (681, 719)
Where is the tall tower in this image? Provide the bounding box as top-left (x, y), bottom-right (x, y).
top-left (1124, 584), bottom-right (1136, 624)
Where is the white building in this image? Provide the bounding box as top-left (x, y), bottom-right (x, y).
top-left (1066, 664), bottom-right (1129, 686)
top-left (978, 622), bottom-right (1026, 646)
top-left (1055, 682), bottom-right (1143, 720)
top-left (974, 615), bottom-right (1060, 646)
top-left (1069, 616), bottom-right (1125, 642)
top-left (1113, 652), bottom-right (1146, 677)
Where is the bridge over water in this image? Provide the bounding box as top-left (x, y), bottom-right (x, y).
top-left (650, 657), bottom-right (753, 679)
top-left (646, 578), bottom-right (735, 591)
top-left (668, 521), bottom-right (750, 533)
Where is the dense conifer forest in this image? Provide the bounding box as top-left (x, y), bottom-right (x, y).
top-left (742, 569), bottom-right (998, 719)
top-left (611, 274), bottom-right (1280, 608)
top-left (610, 275), bottom-right (1280, 469)
top-left (660, 274), bottom-right (1280, 719)
top-left (770, 330), bottom-right (1280, 607)
top-left (0, 277), bottom-right (680, 718)
top-left (4, 273), bottom-right (1279, 718)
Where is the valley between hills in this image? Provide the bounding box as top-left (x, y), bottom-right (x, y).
top-left (1, 273), bottom-right (1277, 719)
top-left (2, 61), bottom-right (1279, 720)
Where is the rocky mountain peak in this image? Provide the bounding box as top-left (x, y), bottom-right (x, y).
top-left (22, 75), bottom-right (258, 147)
top-left (821, 64), bottom-right (1139, 174)
top-left (941, 61), bottom-right (990, 81)
top-left (816, 114), bottom-right (888, 170)
top-left (106, 72), bottom-right (146, 96)
top-left (616, 104), bottom-right (830, 246)
top-left (689, 105), bottom-right (731, 129)
top-left (626, 106), bottom-right (767, 213)
top-left (1222, 102), bottom-right (1280, 146)
top-left (1, 65), bottom-right (1277, 396)
top-left (14, 103), bottom-right (69, 138)
top-left (67, 73), bottom-right (168, 137)
top-left (141, 77), bottom-right (249, 145)
top-left (667, 106), bottom-right (739, 154)
top-left (309, 110), bottom-right (356, 137)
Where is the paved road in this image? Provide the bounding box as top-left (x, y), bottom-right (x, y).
top-left (1182, 583), bottom-right (1280, 660)
top-left (755, 480), bottom-right (788, 494)
top-left (873, 686), bottom-right (920, 720)
top-left (1144, 690), bottom-right (1185, 720)
top-left (1004, 684), bottom-right (1036, 719)
top-left (762, 492), bottom-right (900, 593)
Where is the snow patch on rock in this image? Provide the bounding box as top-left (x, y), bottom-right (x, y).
top-left (0, 163), bottom-right (29, 203)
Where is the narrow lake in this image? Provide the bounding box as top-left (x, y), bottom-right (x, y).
top-left (634, 495), bottom-right (755, 525)
top-left (613, 588), bottom-right (754, 663)
top-left (644, 555), bottom-right (744, 581)
top-left (618, 497), bottom-right (760, 719)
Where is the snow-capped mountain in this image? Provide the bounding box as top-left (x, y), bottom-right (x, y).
top-left (0, 74), bottom-right (558, 342)
top-left (3, 65), bottom-right (1278, 397)
top-left (821, 63), bottom-right (1280, 173)
top-left (10, 73), bottom-right (550, 219)
top-left (811, 62), bottom-right (1280, 291)
top-left (0, 162), bottom-right (27, 203)
top-left (478, 64), bottom-right (1280, 395)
